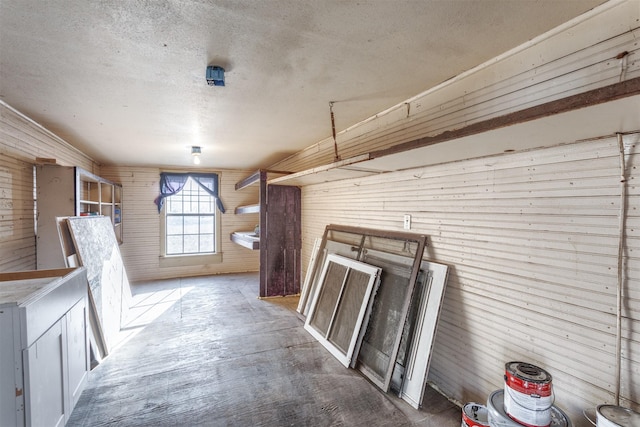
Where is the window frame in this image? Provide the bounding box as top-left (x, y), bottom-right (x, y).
top-left (159, 176), bottom-right (223, 267)
top-left (304, 253), bottom-right (382, 367)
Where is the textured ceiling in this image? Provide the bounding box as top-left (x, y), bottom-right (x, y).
top-left (0, 0), bottom-right (605, 170)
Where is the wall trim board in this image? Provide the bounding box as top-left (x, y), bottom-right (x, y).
top-left (371, 77), bottom-right (640, 160)
top-left (0, 101), bottom-right (95, 167)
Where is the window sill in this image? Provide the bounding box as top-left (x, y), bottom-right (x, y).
top-left (159, 252), bottom-right (223, 268)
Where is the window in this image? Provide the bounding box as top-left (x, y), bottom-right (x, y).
top-left (155, 173), bottom-right (225, 267)
top-left (165, 177), bottom-right (216, 255)
top-left (304, 253), bottom-right (382, 368)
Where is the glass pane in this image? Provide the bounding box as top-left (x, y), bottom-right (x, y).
top-left (200, 234), bottom-right (214, 252)
top-left (167, 198), bottom-right (182, 214)
top-left (166, 236), bottom-right (183, 254)
top-left (396, 270), bottom-right (427, 367)
top-left (199, 201), bottom-right (213, 213)
top-left (166, 216), bottom-right (183, 235)
top-left (200, 216), bottom-right (214, 232)
top-left (183, 234), bottom-right (199, 253)
top-left (184, 216), bottom-right (199, 234)
top-left (183, 199), bottom-right (195, 214)
top-left (357, 259), bottom-right (412, 381)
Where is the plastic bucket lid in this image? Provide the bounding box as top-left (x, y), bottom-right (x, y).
top-left (597, 405), bottom-right (640, 427)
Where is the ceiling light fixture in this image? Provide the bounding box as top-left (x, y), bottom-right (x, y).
top-left (191, 146), bottom-right (202, 165)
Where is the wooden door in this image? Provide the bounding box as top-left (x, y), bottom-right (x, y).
top-left (263, 185), bottom-right (301, 297)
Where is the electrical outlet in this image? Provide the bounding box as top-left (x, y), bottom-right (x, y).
top-left (403, 214), bottom-right (411, 230)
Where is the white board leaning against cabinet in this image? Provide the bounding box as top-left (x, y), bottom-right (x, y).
top-left (0, 267), bottom-right (90, 427)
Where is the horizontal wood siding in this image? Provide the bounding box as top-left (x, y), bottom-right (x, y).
top-left (620, 133), bottom-right (640, 408)
top-left (0, 102), bottom-right (96, 171)
top-left (100, 166), bottom-right (260, 282)
top-left (299, 135), bottom-right (640, 422)
top-left (271, 0), bottom-right (639, 173)
top-left (0, 157), bottom-right (35, 272)
top-left (0, 102), bottom-right (97, 272)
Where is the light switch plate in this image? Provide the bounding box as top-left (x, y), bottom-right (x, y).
top-left (403, 214), bottom-right (411, 230)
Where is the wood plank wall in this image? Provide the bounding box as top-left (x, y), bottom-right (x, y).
top-left (100, 166), bottom-right (260, 282)
top-left (271, 0), bottom-right (640, 174)
top-left (619, 134), bottom-right (640, 408)
top-left (0, 102), bottom-right (96, 272)
top-left (299, 134), bottom-right (640, 423)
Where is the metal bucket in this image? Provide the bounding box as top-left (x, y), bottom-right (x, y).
top-left (462, 402), bottom-right (490, 427)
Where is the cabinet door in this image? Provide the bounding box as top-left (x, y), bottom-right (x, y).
top-left (36, 165), bottom-right (76, 269)
top-left (66, 299), bottom-right (88, 411)
top-left (23, 320), bottom-right (66, 427)
top-left (0, 309), bottom-right (20, 427)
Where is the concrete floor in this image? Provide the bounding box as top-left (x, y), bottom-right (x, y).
top-left (68, 273), bottom-right (462, 426)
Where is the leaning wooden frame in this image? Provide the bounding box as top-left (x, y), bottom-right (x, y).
top-left (395, 258), bottom-right (448, 409)
top-left (357, 250), bottom-right (417, 390)
top-left (298, 224), bottom-right (428, 393)
top-left (304, 253), bottom-right (382, 368)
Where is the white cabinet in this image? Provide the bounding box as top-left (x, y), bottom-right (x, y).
top-left (36, 165), bottom-right (123, 269)
top-left (23, 319), bottom-right (66, 427)
top-left (0, 268), bottom-right (89, 427)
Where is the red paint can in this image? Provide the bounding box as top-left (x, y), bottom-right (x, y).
top-left (462, 402), bottom-right (490, 427)
top-left (504, 361), bottom-right (554, 427)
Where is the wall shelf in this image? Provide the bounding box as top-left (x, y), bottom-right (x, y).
top-left (231, 169), bottom-right (301, 297)
top-left (234, 204), bottom-right (260, 215)
top-left (230, 170), bottom-right (291, 251)
top-left (268, 154), bottom-right (376, 187)
top-left (230, 231), bottom-right (260, 250)
top-left (269, 90), bottom-right (640, 188)
top-left (235, 169), bottom-right (291, 191)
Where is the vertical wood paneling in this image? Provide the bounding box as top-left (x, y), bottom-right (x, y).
top-left (0, 102), bottom-right (98, 272)
top-left (100, 166), bottom-right (260, 282)
top-left (298, 136), bottom-right (640, 423)
top-left (271, 0), bottom-right (639, 174)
